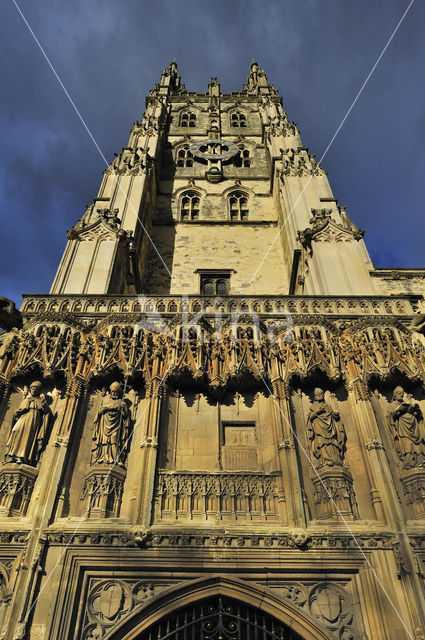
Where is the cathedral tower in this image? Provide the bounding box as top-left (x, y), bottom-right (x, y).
top-left (0, 62), bottom-right (424, 640)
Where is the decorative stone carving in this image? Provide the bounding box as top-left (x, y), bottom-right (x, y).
top-left (400, 469), bottom-right (425, 519)
top-left (80, 465), bottom-right (126, 518)
top-left (155, 472), bottom-right (280, 522)
top-left (386, 386), bottom-right (425, 469)
top-left (4, 381), bottom-right (51, 466)
top-left (269, 581), bottom-right (357, 639)
top-left (309, 583), bottom-right (355, 637)
top-left (82, 579), bottom-right (168, 640)
top-left (91, 382), bottom-right (131, 467)
top-left (312, 468), bottom-right (359, 521)
top-left (307, 388), bottom-right (346, 469)
top-left (0, 463), bottom-right (38, 517)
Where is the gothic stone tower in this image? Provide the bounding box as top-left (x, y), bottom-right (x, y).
top-left (0, 62), bottom-right (425, 640)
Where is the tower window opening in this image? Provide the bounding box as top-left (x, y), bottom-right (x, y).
top-left (176, 145), bottom-right (193, 167)
top-left (180, 190), bottom-right (201, 220)
top-left (231, 111), bottom-right (247, 127)
top-left (234, 146), bottom-right (251, 168)
top-left (200, 274), bottom-right (230, 295)
top-left (229, 191), bottom-right (249, 221)
top-left (180, 111), bottom-right (196, 127)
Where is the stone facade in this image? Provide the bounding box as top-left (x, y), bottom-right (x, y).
top-left (0, 62), bottom-right (425, 640)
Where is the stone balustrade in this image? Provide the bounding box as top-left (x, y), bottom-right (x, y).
top-left (154, 471), bottom-right (280, 522)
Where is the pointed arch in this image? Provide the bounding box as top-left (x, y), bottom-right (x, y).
top-left (104, 575), bottom-right (335, 640)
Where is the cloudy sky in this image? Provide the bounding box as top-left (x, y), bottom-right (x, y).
top-left (1, 0), bottom-right (424, 304)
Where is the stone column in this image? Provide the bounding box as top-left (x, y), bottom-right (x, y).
top-left (127, 368), bottom-right (168, 527)
top-left (271, 375), bottom-right (306, 528)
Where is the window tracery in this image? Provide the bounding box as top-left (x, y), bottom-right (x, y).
top-left (180, 190), bottom-right (201, 220)
top-left (230, 111), bottom-right (247, 127)
top-left (234, 145), bottom-right (251, 167)
top-left (200, 274), bottom-right (230, 295)
top-left (228, 190), bottom-right (249, 221)
top-left (180, 111), bottom-right (196, 127)
top-left (176, 144), bottom-right (193, 167)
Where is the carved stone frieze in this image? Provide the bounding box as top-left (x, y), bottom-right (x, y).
top-left (154, 471), bottom-right (280, 522)
top-left (3, 304), bottom-right (425, 394)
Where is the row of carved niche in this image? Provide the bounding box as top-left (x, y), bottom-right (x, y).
top-left (21, 296), bottom-right (412, 315)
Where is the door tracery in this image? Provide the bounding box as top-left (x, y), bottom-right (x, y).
top-left (135, 596), bottom-right (304, 640)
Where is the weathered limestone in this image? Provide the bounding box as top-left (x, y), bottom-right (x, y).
top-left (0, 61), bottom-right (424, 640)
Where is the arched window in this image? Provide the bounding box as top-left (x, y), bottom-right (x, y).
top-left (228, 190), bottom-right (249, 221)
top-left (137, 595), bottom-right (304, 640)
top-left (230, 111), bottom-right (247, 127)
top-left (180, 111), bottom-right (196, 127)
top-left (176, 144), bottom-right (193, 167)
top-left (180, 190), bottom-right (201, 220)
top-left (234, 145), bottom-right (251, 168)
top-left (201, 275), bottom-right (229, 295)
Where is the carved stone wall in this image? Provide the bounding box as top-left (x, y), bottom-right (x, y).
top-left (1, 60), bottom-right (425, 640)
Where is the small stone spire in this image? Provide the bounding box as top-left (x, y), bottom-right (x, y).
top-left (158, 61), bottom-right (183, 94)
top-left (243, 61), bottom-right (275, 95)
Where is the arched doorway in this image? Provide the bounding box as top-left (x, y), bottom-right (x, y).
top-left (104, 576), bottom-right (335, 640)
top-left (135, 595), bottom-right (303, 640)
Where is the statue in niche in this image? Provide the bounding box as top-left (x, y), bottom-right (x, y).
top-left (386, 386), bottom-right (425, 469)
top-left (307, 388), bottom-right (346, 469)
top-left (91, 382), bottom-right (131, 466)
top-left (5, 381), bottom-right (51, 466)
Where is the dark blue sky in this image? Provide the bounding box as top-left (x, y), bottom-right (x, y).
top-left (1, 0), bottom-right (424, 304)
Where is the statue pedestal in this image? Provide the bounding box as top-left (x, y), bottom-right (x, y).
top-left (80, 465), bottom-right (126, 518)
top-left (400, 468), bottom-right (425, 519)
top-left (312, 466), bottom-right (359, 521)
top-left (0, 463), bottom-right (38, 517)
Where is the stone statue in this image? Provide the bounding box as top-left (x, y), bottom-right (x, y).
top-left (307, 388), bottom-right (346, 469)
top-left (386, 386), bottom-right (425, 469)
top-left (0, 296), bottom-right (22, 331)
top-left (91, 382), bottom-right (131, 466)
top-left (5, 381), bottom-right (50, 466)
